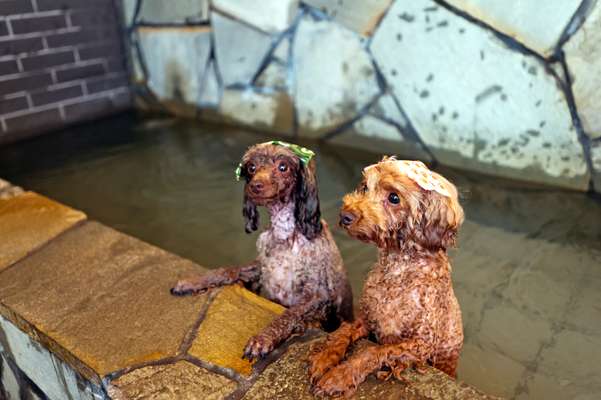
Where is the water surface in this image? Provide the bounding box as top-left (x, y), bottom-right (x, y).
top-left (1, 114), bottom-right (600, 399)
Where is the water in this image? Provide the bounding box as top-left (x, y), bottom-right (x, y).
top-left (1, 114), bottom-right (600, 399)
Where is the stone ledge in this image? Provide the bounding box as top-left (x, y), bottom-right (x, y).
top-left (0, 188), bottom-right (500, 399)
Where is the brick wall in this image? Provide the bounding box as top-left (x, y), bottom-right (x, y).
top-left (0, 0), bottom-right (131, 145)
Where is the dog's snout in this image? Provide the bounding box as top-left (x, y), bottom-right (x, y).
top-left (340, 212), bottom-right (355, 226)
top-left (250, 180), bottom-right (264, 194)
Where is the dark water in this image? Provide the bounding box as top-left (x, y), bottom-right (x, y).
top-left (1, 114), bottom-right (600, 399)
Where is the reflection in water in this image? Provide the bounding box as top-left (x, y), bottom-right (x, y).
top-left (1, 114), bottom-right (600, 399)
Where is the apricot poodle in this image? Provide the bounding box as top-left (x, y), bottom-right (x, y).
top-left (309, 157), bottom-right (464, 397)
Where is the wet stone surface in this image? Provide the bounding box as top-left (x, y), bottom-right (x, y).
top-left (0, 221), bottom-right (208, 380)
top-left (0, 191), bottom-right (85, 272)
top-left (189, 285), bottom-right (285, 376)
top-left (108, 361), bottom-right (237, 400)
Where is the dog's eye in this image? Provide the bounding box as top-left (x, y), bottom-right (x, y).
top-left (278, 162), bottom-right (288, 172)
top-left (388, 192), bottom-right (400, 204)
top-left (361, 184), bottom-right (368, 193)
top-left (247, 163), bottom-right (256, 174)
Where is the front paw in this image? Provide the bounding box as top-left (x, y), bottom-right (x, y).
top-left (312, 363), bottom-right (358, 398)
top-left (308, 344), bottom-right (340, 384)
top-left (170, 278), bottom-right (210, 296)
top-left (242, 333), bottom-right (277, 361)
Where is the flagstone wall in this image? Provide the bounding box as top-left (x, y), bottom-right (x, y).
top-left (122, 0), bottom-right (601, 193)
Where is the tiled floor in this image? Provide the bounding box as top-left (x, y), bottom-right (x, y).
top-left (1, 114), bottom-right (600, 399)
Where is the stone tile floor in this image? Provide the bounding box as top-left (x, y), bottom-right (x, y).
top-left (0, 180), bottom-right (495, 399)
top-left (1, 115), bottom-right (600, 399)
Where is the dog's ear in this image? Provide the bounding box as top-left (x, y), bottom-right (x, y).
top-left (419, 184), bottom-right (464, 250)
top-left (294, 158), bottom-right (322, 240)
top-left (243, 194), bottom-right (259, 234)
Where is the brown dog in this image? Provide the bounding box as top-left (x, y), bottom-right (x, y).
top-left (172, 141), bottom-right (353, 360)
top-left (309, 157), bottom-right (464, 397)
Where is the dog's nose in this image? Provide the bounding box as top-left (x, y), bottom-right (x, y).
top-left (250, 181), bottom-right (264, 194)
top-left (340, 212), bottom-right (355, 226)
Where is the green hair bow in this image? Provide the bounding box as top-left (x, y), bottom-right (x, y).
top-left (235, 140), bottom-right (315, 181)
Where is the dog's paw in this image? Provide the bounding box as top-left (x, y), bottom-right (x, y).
top-left (308, 345), bottom-right (340, 384)
top-left (312, 364), bottom-right (358, 398)
top-left (170, 279), bottom-right (209, 296)
top-left (242, 333), bottom-right (276, 361)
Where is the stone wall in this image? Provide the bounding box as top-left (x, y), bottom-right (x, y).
top-left (0, 0), bottom-right (131, 145)
top-left (122, 0), bottom-right (601, 193)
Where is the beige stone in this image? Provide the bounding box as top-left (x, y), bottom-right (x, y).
top-left (219, 89), bottom-right (294, 135)
top-left (255, 62), bottom-right (288, 89)
top-left (294, 17), bottom-right (380, 138)
top-left (212, 12), bottom-right (274, 87)
top-left (138, 0), bottom-right (209, 24)
top-left (0, 222), bottom-right (208, 380)
top-left (212, 0), bottom-right (298, 33)
top-left (189, 285), bottom-right (284, 376)
top-left (0, 192), bottom-right (85, 272)
top-left (138, 27), bottom-right (212, 105)
top-left (304, 0), bottom-right (393, 36)
top-left (244, 336), bottom-right (498, 399)
top-left (371, 0), bottom-right (589, 190)
top-left (444, 0), bottom-right (581, 57)
top-left (565, 4), bottom-right (601, 139)
top-left (108, 361), bottom-right (237, 400)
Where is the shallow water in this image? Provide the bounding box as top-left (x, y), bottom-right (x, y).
top-left (1, 114), bottom-right (600, 399)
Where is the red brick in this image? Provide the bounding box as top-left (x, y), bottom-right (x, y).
top-left (31, 84), bottom-right (83, 106)
top-left (10, 15), bottom-right (68, 35)
top-left (56, 62), bottom-right (105, 82)
top-left (63, 94), bottom-right (121, 122)
top-left (0, 72), bottom-right (52, 96)
top-left (37, 0), bottom-right (112, 12)
top-left (0, 21), bottom-right (8, 37)
top-left (0, 96), bottom-right (28, 114)
top-left (0, 59), bottom-right (19, 75)
top-left (46, 29), bottom-right (99, 48)
top-left (21, 50), bottom-right (75, 71)
top-left (70, 9), bottom-right (114, 27)
top-left (78, 43), bottom-right (121, 61)
top-left (0, 1), bottom-right (34, 16)
top-left (0, 37), bottom-right (45, 56)
top-left (86, 74), bottom-right (128, 94)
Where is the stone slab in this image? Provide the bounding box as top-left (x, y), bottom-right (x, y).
top-left (0, 222), bottom-right (209, 379)
top-left (189, 285), bottom-right (284, 376)
top-left (294, 17), bottom-right (380, 138)
top-left (108, 361), bottom-right (237, 400)
top-left (371, 0), bottom-right (589, 190)
top-left (212, 0), bottom-right (299, 33)
top-left (138, 0), bottom-right (209, 25)
top-left (0, 316), bottom-right (101, 400)
top-left (304, 0), bottom-right (393, 36)
top-left (1, 353), bottom-right (21, 400)
top-left (444, 0), bottom-right (581, 57)
top-left (0, 191), bottom-right (85, 272)
top-left (243, 336), bottom-right (498, 399)
top-left (565, 3), bottom-right (601, 139)
top-left (219, 89), bottom-right (294, 135)
top-left (138, 26), bottom-right (212, 105)
top-left (330, 115), bottom-right (432, 162)
top-left (212, 11), bottom-right (274, 87)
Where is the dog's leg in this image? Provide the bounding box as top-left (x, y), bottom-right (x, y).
top-left (171, 261), bottom-right (260, 296)
top-left (432, 347), bottom-right (460, 378)
top-left (242, 295), bottom-right (328, 360)
top-left (312, 339), bottom-right (432, 398)
top-left (308, 318), bottom-right (368, 384)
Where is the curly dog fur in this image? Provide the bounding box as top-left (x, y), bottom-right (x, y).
top-left (171, 142), bottom-right (353, 360)
top-left (309, 157), bottom-right (464, 397)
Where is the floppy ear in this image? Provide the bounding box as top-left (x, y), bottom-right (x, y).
top-left (419, 187), bottom-right (464, 250)
top-left (242, 194), bottom-right (259, 234)
top-left (294, 159), bottom-right (322, 240)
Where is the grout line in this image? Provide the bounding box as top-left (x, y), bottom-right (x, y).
top-left (554, 0), bottom-right (598, 57)
top-left (182, 354), bottom-right (245, 384)
top-left (177, 288), bottom-right (220, 355)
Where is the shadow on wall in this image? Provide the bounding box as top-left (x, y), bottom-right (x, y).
top-left (121, 0), bottom-right (601, 194)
